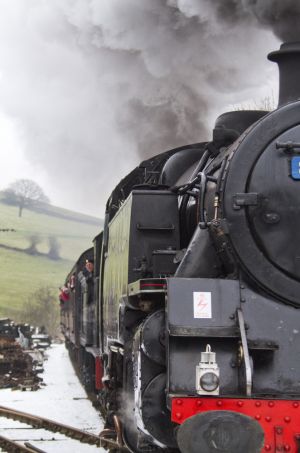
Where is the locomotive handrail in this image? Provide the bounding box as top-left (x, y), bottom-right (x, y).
top-left (276, 140), bottom-right (300, 152)
top-left (237, 309), bottom-right (252, 396)
top-left (136, 223), bottom-right (175, 231)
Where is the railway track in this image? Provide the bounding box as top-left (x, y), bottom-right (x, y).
top-left (0, 433), bottom-right (43, 453)
top-left (0, 405), bottom-right (128, 452)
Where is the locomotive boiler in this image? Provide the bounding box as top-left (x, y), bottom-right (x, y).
top-left (61, 42), bottom-right (300, 453)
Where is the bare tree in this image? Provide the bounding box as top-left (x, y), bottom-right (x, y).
top-left (3, 179), bottom-right (49, 217)
top-left (26, 234), bottom-right (41, 255)
top-left (20, 286), bottom-right (59, 337)
top-left (48, 236), bottom-right (61, 260)
top-left (232, 93), bottom-right (277, 112)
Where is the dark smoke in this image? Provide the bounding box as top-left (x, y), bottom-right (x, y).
top-left (120, 85), bottom-right (207, 157)
top-left (0, 1), bottom-right (288, 216)
top-left (244, 0), bottom-right (300, 42)
top-left (209, 0), bottom-right (300, 42)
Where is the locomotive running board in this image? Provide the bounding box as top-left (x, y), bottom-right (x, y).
top-left (128, 278), bottom-right (167, 296)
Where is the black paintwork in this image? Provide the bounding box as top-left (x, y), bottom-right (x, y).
top-left (222, 101), bottom-right (300, 305)
top-left (60, 43), bottom-right (300, 452)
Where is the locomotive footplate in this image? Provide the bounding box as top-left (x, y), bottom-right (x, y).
top-left (171, 397), bottom-right (300, 453)
top-left (127, 278), bottom-right (167, 310)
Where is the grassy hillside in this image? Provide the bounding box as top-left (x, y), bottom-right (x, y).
top-left (0, 197), bottom-right (102, 318)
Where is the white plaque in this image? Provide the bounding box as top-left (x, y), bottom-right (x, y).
top-left (193, 292), bottom-right (212, 318)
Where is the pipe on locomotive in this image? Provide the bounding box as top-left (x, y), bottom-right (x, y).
top-left (268, 41), bottom-right (300, 107)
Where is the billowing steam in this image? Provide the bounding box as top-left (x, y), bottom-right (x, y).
top-left (241, 0), bottom-right (300, 42)
top-left (0, 1), bottom-right (295, 216)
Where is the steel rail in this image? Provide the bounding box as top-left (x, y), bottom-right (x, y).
top-left (0, 405), bottom-right (128, 451)
top-left (0, 433), bottom-right (45, 453)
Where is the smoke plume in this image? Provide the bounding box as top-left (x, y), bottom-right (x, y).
top-left (241, 0), bottom-right (300, 42)
top-left (0, 1), bottom-right (296, 215)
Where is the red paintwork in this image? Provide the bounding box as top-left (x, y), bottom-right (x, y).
top-left (171, 397), bottom-right (300, 452)
top-left (140, 283), bottom-right (166, 288)
top-left (95, 356), bottom-right (104, 390)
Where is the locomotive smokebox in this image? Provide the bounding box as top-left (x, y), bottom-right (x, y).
top-left (268, 42), bottom-right (300, 107)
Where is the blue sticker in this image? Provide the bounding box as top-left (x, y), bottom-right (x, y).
top-left (291, 157), bottom-right (300, 180)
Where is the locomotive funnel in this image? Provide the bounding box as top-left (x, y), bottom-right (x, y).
top-left (268, 42), bottom-right (300, 107)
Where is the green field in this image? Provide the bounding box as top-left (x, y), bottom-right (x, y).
top-left (0, 197), bottom-right (102, 318)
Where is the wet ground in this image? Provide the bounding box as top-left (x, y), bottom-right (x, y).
top-left (0, 343), bottom-right (105, 452)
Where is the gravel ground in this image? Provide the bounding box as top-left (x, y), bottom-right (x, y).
top-left (0, 343), bottom-right (106, 452)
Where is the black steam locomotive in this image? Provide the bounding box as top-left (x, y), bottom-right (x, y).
top-left (60, 42), bottom-right (300, 453)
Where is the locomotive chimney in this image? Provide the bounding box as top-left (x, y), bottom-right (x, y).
top-left (268, 42), bottom-right (300, 107)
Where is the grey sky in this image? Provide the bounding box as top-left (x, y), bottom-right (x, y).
top-left (0, 0), bottom-right (289, 217)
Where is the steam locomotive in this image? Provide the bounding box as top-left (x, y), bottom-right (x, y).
top-left (60, 42), bottom-right (300, 453)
